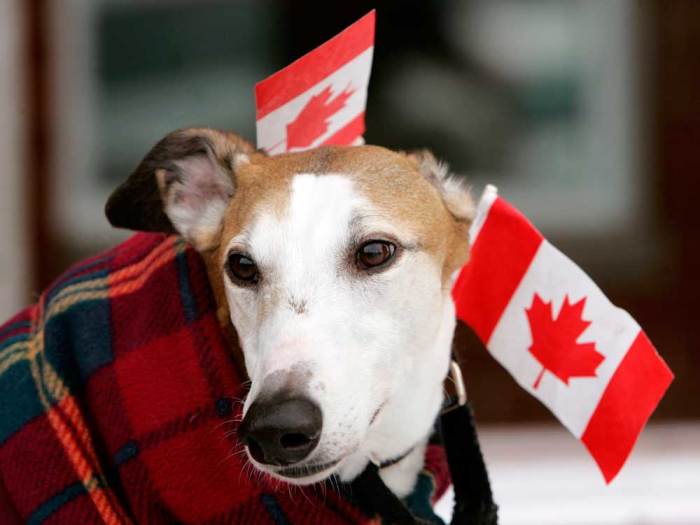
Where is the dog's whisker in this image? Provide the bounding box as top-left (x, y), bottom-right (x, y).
top-left (299, 484), bottom-right (313, 506)
top-left (319, 480), bottom-right (327, 503)
top-left (223, 428), bottom-right (242, 438)
top-left (331, 475), bottom-right (341, 497)
top-left (212, 417), bottom-right (238, 431)
top-left (237, 462), bottom-right (247, 486)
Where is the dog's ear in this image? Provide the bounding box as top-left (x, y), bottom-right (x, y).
top-left (407, 149), bottom-right (475, 223)
top-left (106, 128), bottom-right (256, 251)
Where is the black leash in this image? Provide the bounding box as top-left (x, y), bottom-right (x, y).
top-left (440, 402), bottom-right (498, 524)
top-left (341, 361), bottom-right (499, 525)
top-left (347, 462), bottom-right (422, 525)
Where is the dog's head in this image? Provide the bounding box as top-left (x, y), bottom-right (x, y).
top-left (107, 128), bottom-right (473, 485)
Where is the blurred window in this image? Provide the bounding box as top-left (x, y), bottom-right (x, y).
top-left (49, 0), bottom-right (652, 277)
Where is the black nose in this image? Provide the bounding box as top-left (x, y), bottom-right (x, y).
top-left (239, 397), bottom-right (322, 466)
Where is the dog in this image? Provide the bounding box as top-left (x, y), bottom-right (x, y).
top-left (106, 128), bottom-right (474, 497)
top-left (105, 127), bottom-right (475, 501)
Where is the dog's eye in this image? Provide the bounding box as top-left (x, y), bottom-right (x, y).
top-left (356, 241), bottom-right (396, 270)
top-left (226, 252), bottom-right (259, 285)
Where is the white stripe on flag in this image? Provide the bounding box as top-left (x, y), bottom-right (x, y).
top-left (487, 239), bottom-right (641, 438)
top-left (469, 184), bottom-right (498, 246)
top-left (256, 47), bottom-right (373, 154)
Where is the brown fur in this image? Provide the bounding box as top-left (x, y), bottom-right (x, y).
top-left (209, 144), bottom-right (472, 291)
top-left (108, 130), bottom-right (474, 371)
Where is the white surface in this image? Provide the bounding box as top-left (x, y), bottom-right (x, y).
top-left (434, 423), bottom-right (700, 524)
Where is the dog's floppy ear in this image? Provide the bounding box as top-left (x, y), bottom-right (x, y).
top-left (407, 149), bottom-right (475, 223)
top-left (106, 128), bottom-right (256, 251)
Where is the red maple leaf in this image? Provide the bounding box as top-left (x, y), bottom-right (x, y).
top-left (526, 294), bottom-right (604, 389)
top-left (285, 85), bottom-right (355, 150)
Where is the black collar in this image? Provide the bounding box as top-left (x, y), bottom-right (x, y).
top-left (376, 446), bottom-right (415, 470)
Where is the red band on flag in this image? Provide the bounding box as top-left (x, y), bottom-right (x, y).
top-left (321, 112), bottom-right (365, 146)
top-left (255, 10), bottom-right (375, 119)
top-left (453, 198), bottom-right (543, 343)
top-left (581, 330), bottom-right (674, 482)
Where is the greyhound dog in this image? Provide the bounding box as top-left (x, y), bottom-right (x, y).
top-left (106, 127), bottom-right (474, 500)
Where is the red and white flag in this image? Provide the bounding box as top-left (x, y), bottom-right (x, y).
top-left (255, 11), bottom-right (375, 154)
top-left (453, 185), bottom-right (674, 482)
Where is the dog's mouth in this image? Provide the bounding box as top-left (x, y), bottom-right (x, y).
top-left (273, 458), bottom-right (342, 479)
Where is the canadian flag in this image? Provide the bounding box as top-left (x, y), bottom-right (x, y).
top-left (256, 11), bottom-right (375, 154)
top-left (453, 186), bottom-right (674, 482)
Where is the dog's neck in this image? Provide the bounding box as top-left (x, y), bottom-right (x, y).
top-left (336, 297), bottom-right (456, 497)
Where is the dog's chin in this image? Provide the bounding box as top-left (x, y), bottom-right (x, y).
top-left (250, 457), bottom-right (342, 485)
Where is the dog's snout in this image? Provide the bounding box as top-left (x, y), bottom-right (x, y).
top-left (239, 397), bottom-right (322, 466)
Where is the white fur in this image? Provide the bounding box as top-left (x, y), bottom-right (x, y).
top-left (223, 174), bottom-right (455, 496)
top-left (158, 155), bottom-right (233, 250)
top-left (416, 152), bottom-right (475, 222)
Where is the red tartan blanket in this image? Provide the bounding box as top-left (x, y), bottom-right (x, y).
top-left (0, 233), bottom-right (449, 524)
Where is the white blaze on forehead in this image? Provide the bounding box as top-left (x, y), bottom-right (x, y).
top-left (227, 173), bottom-right (365, 356)
top-left (230, 173), bottom-right (370, 395)
top-left (250, 174), bottom-right (364, 286)
top-left (286, 173), bottom-right (359, 246)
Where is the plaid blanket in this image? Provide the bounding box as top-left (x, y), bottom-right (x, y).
top-left (0, 233), bottom-right (449, 524)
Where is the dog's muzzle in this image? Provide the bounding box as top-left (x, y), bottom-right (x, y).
top-left (239, 396), bottom-right (322, 466)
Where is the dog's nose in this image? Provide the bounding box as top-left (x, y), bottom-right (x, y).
top-left (239, 397), bottom-right (322, 466)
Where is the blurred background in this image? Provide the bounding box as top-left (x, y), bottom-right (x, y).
top-left (1, 0), bottom-right (698, 523)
